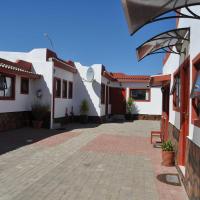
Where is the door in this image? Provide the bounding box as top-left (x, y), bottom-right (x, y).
top-left (162, 84), bottom-right (170, 141)
top-left (179, 58), bottom-right (190, 166)
top-left (110, 87), bottom-right (126, 115)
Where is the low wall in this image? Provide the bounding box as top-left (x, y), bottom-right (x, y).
top-left (168, 122), bottom-right (200, 200)
top-left (0, 112), bottom-right (31, 132)
top-left (185, 139), bottom-right (200, 200)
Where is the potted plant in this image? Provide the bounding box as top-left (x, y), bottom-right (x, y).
top-left (125, 97), bottom-right (133, 120)
top-left (31, 103), bottom-right (49, 128)
top-left (80, 99), bottom-right (89, 123)
top-left (161, 140), bottom-right (175, 166)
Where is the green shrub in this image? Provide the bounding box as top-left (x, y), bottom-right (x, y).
top-left (161, 140), bottom-right (174, 151)
top-left (31, 103), bottom-right (49, 121)
top-left (126, 97), bottom-right (134, 114)
top-left (80, 99), bottom-right (89, 115)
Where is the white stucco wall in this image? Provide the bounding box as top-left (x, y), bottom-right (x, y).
top-left (101, 76), bottom-right (112, 116)
top-left (53, 66), bottom-right (74, 119)
top-left (0, 49), bottom-right (54, 128)
top-left (109, 81), bottom-right (162, 116)
top-left (74, 63), bottom-right (102, 117)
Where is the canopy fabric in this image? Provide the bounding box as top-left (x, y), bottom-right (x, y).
top-left (121, 0), bottom-right (200, 35)
top-left (136, 28), bottom-right (190, 61)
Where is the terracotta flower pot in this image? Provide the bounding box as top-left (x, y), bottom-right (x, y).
top-left (162, 151), bottom-right (175, 166)
top-left (32, 120), bottom-right (43, 129)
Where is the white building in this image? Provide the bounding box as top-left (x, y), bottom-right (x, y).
top-left (0, 48), bottom-right (162, 131)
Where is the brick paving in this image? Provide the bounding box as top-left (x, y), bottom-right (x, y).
top-left (0, 121), bottom-right (188, 200)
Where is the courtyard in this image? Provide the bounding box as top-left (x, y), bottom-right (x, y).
top-left (0, 121), bottom-right (188, 200)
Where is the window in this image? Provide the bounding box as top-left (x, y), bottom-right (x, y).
top-left (101, 84), bottom-right (105, 104)
top-left (171, 71), bottom-right (181, 111)
top-left (55, 78), bottom-right (61, 98)
top-left (68, 81), bottom-right (73, 99)
top-left (191, 54), bottom-right (200, 127)
top-left (130, 89), bottom-right (150, 101)
top-left (21, 78), bottom-right (29, 94)
top-left (0, 73), bottom-right (15, 100)
top-left (62, 80), bottom-right (68, 98)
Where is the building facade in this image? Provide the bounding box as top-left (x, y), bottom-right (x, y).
top-left (0, 48), bottom-right (162, 131)
top-left (161, 7), bottom-right (200, 199)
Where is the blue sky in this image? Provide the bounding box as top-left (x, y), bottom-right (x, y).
top-left (0, 0), bottom-right (175, 75)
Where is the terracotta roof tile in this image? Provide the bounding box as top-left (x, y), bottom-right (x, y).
top-left (110, 73), bottom-right (150, 82)
top-left (0, 58), bottom-right (41, 79)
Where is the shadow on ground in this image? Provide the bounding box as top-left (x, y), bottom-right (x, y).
top-left (0, 123), bottom-right (100, 155)
top-left (157, 173), bottom-right (182, 186)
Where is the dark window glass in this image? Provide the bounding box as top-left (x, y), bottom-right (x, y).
top-left (101, 84), bottom-right (105, 104)
top-left (55, 79), bottom-right (61, 98)
top-left (0, 74), bottom-right (15, 99)
top-left (130, 89), bottom-right (150, 101)
top-left (62, 80), bottom-right (68, 98)
top-left (21, 78), bottom-right (29, 94)
top-left (68, 82), bottom-right (73, 99)
top-left (173, 74), bottom-right (181, 109)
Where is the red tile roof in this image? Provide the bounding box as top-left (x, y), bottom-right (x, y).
top-left (52, 58), bottom-right (77, 73)
top-left (110, 73), bottom-right (150, 82)
top-left (0, 58), bottom-right (41, 79)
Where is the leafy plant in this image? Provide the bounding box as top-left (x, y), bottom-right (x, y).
top-left (161, 140), bottom-right (174, 152)
top-left (126, 97), bottom-right (134, 114)
top-left (80, 99), bottom-right (89, 115)
top-left (31, 103), bottom-right (49, 121)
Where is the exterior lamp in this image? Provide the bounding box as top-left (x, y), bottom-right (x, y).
top-left (36, 89), bottom-right (42, 98)
top-left (161, 87), bottom-right (165, 93)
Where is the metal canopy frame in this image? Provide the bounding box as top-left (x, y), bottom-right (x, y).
top-left (136, 27), bottom-right (190, 61)
top-left (122, 0), bottom-right (200, 35)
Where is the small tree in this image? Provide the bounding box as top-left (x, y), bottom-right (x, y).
top-left (126, 97), bottom-right (133, 114)
top-left (80, 99), bottom-right (89, 115)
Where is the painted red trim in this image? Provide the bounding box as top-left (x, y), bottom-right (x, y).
top-left (150, 74), bottom-right (171, 86)
top-left (178, 56), bottom-right (190, 166)
top-left (102, 71), bottom-right (116, 81)
top-left (53, 58), bottom-right (77, 74)
top-left (191, 53), bottom-right (200, 128)
top-left (16, 60), bottom-right (32, 72)
top-left (20, 77), bottom-right (29, 95)
top-left (0, 73), bottom-right (16, 100)
top-left (129, 88), bottom-right (151, 102)
top-left (0, 58), bottom-right (40, 79)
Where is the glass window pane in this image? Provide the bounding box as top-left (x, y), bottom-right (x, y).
top-left (130, 89), bottom-right (149, 101)
top-left (0, 76), bottom-right (13, 98)
top-left (192, 72), bottom-right (200, 98)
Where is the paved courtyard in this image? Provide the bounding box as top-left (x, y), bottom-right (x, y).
top-left (0, 121), bottom-right (188, 200)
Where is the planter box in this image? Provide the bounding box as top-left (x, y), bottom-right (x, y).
top-left (32, 120), bottom-right (43, 129)
top-left (162, 151), bottom-right (175, 166)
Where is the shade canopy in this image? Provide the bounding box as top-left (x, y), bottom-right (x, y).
top-left (136, 28), bottom-right (190, 61)
top-left (121, 0), bottom-right (200, 35)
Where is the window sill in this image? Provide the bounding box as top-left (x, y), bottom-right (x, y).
top-left (194, 119), bottom-right (200, 128)
top-left (21, 92), bottom-right (29, 95)
top-left (134, 100), bottom-right (150, 102)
